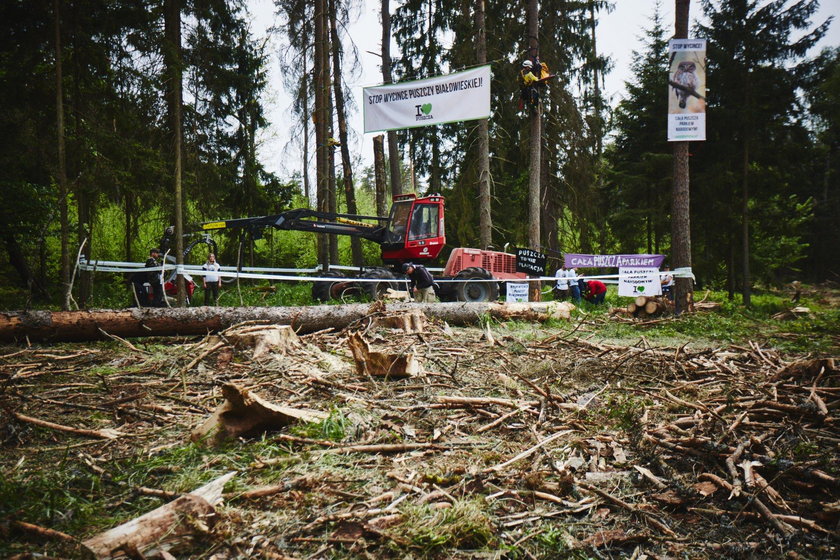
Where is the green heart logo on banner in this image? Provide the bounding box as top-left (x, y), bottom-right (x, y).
top-left (421, 103), bottom-right (432, 115)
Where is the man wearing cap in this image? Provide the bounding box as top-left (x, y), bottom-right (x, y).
top-left (402, 263), bottom-right (437, 303)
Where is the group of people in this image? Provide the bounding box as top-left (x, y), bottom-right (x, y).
top-left (554, 264), bottom-right (676, 304)
top-left (130, 249), bottom-right (222, 307)
top-left (553, 266), bottom-right (606, 304)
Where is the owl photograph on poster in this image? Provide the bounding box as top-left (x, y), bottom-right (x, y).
top-left (672, 61), bottom-right (698, 109)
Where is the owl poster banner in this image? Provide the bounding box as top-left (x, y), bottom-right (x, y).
top-left (667, 39), bottom-right (707, 142)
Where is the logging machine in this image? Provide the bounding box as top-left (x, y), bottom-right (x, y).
top-left (192, 193), bottom-right (527, 302)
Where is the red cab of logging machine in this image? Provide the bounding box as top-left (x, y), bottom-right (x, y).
top-left (380, 193), bottom-right (445, 264)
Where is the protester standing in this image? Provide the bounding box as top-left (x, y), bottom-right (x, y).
top-left (553, 266), bottom-right (570, 300)
top-left (145, 248), bottom-right (164, 307)
top-left (661, 265), bottom-right (674, 301)
top-left (202, 253), bottom-right (222, 306)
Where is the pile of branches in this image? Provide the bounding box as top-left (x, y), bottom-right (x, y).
top-left (0, 314), bottom-right (837, 558)
top-left (641, 346), bottom-right (838, 540)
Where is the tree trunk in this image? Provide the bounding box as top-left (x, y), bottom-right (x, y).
top-left (589, 1), bottom-right (603, 157)
top-left (671, 0), bottom-right (693, 315)
top-left (164, 0), bottom-right (185, 306)
top-left (526, 0), bottom-right (541, 302)
top-left (3, 235), bottom-right (48, 301)
top-left (381, 0), bottom-right (401, 196)
top-left (373, 135), bottom-right (388, 217)
top-left (0, 302), bottom-right (573, 343)
top-left (314, 0), bottom-right (330, 269)
top-left (741, 118), bottom-right (752, 307)
top-left (54, 0), bottom-right (70, 311)
top-left (329, 0), bottom-right (363, 266)
top-left (302, 35), bottom-right (311, 201)
top-left (475, 0), bottom-right (492, 249)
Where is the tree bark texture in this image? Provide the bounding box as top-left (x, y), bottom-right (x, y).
top-left (54, 0), bottom-right (71, 311)
top-left (164, 0), bottom-right (185, 306)
top-left (373, 135), bottom-right (388, 217)
top-left (329, 0), bottom-right (363, 266)
top-left (381, 0), bottom-right (401, 196)
top-left (475, 0), bottom-right (492, 249)
top-left (671, 0), bottom-right (693, 314)
top-left (314, 0), bottom-right (330, 268)
top-left (526, 0), bottom-right (541, 302)
top-left (0, 302), bottom-right (572, 343)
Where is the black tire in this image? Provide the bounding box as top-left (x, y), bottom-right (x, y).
top-left (454, 267), bottom-right (498, 302)
top-left (312, 271), bottom-right (346, 302)
top-left (358, 267), bottom-right (400, 300)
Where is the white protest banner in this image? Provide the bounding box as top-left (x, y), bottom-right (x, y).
top-left (506, 283), bottom-right (529, 302)
top-left (667, 39), bottom-right (706, 142)
top-left (618, 267), bottom-right (662, 298)
top-left (363, 65), bottom-right (491, 133)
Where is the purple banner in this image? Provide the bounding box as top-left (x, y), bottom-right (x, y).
top-left (564, 253), bottom-right (666, 269)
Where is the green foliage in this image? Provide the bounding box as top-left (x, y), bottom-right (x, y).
top-left (292, 407), bottom-right (349, 442)
top-left (389, 498), bottom-right (496, 554)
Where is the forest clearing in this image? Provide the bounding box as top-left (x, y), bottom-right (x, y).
top-left (1, 287), bottom-right (838, 559)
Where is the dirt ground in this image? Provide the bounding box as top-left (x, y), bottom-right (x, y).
top-left (0, 308), bottom-right (838, 559)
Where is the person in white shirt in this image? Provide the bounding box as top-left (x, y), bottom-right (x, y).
top-left (202, 253), bottom-right (222, 306)
top-left (554, 265), bottom-right (572, 300)
top-left (661, 265), bottom-right (674, 301)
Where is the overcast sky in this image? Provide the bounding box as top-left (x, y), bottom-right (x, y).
top-left (248, 0), bottom-right (839, 181)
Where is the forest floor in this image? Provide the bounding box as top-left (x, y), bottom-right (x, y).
top-left (1, 290), bottom-right (838, 559)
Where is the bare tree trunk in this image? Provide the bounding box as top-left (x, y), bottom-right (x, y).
top-left (373, 135), bottom-right (388, 217)
top-left (165, 0), bottom-right (185, 307)
top-left (671, 0), bottom-right (693, 315)
top-left (54, 0), bottom-right (70, 311)
top-left (526, 0), bottom-right (541, 302)
top-left (329, 0), bottom-right (362, 266)
top-left (741, 138), bottom-right (751, 306)
top-left (0, 302), bottom-right (572, 342)
top-left (314, 0), bottom-right (330, 269)
top-left (302, 35), bottom-right (311, 201)
top-left (381, 0), bottom-right (401, 196)
top-left (589, 2), bottom-right (603, 157)
top-left (476, 0), bottom-right (492, 249)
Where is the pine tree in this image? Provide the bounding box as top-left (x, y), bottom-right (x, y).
top-left (696, 0), bottom-right (829, 301)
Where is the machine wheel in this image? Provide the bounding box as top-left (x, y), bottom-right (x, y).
top-left (312, 271), bottom-right (346, 302)
top-left (358, 268), bottom-right (400, 300)
top-left (454, 267), bottom-right (498, 302)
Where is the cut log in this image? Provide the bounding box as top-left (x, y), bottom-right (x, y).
top-left (634, 296), bottom-right (648, 308)
top-left (644, 300), bottom-right (667, 316)
top-left (367, 309), bottom-right (426, 333)
top-left (627, 303), bottom-right (637, 314)
top-left (347, 332), bottom-right (419, 379)
top-left (0, 302), bottom-right (575, 342)
top-left (191, 383), bottom-right (327, 445)
top-left (225, 324), bottom-right (300, 358)
top-left (82, 472), bottom-right (235, 559)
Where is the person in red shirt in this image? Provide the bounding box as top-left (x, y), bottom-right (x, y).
top-left (582, 279), bottom-right (607, 304)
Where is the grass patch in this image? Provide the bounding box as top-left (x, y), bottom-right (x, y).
top-left (388, 498), bottom-right (496, 554)
top-left (291, 407), bottom-right (349, 442)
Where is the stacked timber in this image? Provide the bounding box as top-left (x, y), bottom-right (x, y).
top-left (625, 295), bottom-right (672, 319)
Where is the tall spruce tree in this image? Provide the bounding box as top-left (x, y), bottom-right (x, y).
top-left (605, 2), bottom-right (671, 254)
top-left (696, 0), bottom-right (829, 299)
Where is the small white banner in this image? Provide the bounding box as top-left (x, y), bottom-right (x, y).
top-left (506, 282), bottom-right (529, 302)
top-left (363, 65), bottom-right (491, 133)
top-left (618, 267), bottom-right (662, 298)
top-left (667, 39), bottom-right (707, 142)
